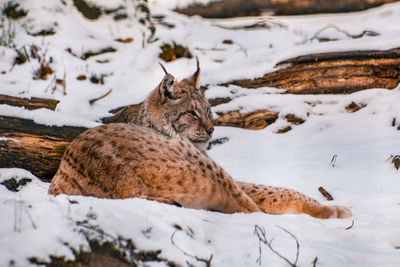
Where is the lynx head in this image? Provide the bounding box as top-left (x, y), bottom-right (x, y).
top-left (143, 60), bottom-right (214, 151)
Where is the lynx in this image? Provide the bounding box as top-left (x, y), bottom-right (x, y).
top-left (50, 62), bottom-right (351, 219)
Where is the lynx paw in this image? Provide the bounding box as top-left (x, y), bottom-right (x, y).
top-left (332, 206), bottom-right (352, 218)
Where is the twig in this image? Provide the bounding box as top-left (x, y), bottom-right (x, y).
top-left (23, 202), bottom-right (37, 229)
top-left (194, 47), bottom-right (225, 52)
top-left (329, 154), bottom-right (337, 167)
top-left (14, 197), bottom-right (19, 232)
top-left (13, 197), bottom-right (37, 231)
top-left (318, 186), bottom-right (334, 201)
top-left (215, 19), bottom-right (286, 30)
top-left (235, 42), bottom-right (248, 57)
top-left (44, 75), bottom-right (56, 93)
top-left (276, 226), bottom-right (299, 265)
top-left (23, 46), bottom-right (30, 62)
top-left (345, 220), bottom-right (355, 230)
top-left (89, 89), bottom-right (113, 105)
top-left (61, 71), bottom-right (67, 95)
top-left (309, 24), bottom-right (379, 43)
top-left (312, 256), bottom-right (318, 267)
top-left (171, 230), bottom-right (213, 267)
top-left (254, 225), bottom-right (300, 267)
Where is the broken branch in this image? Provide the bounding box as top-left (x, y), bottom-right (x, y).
top-left (89, 89), bottom-right (113, 105)
top-left (0, 94), bottom-right (59, 110)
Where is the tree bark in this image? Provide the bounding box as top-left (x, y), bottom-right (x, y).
top-left (176, 0), bottom-right (399, 18)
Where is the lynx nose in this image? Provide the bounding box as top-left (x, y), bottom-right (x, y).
top-left (206, 126), bottom-right (214, 136)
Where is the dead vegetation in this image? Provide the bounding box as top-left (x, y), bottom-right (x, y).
top-left (28, 209), bottom-right (180, 267)
top-left (3, 1), bottom-right (27, 20)
top-left (159, 42), bottom-right (192, 62)
top-left (1, 176), bottom-right (32, 192)
top-left (276, 126), bottom-right (292, 134)
top-left (66, 47), bottom-right (117, 61)
top-left (345, 101), bottom-right (366, 113)
top-left (387, 155), bottom-right (400, 170)
top-left (285, 114), bottom-right (305, 125)
top-left (73, 0), bottom-right (102, 20)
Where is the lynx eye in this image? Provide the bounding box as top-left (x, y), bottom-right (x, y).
top-left (188, 110), bottom-right (198, 117)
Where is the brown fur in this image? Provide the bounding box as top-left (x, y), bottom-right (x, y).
top-left (50, 62), bottom-right (351, 218)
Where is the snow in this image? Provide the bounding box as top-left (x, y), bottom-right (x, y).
top-left (1, 0), bottom-right (400, 266)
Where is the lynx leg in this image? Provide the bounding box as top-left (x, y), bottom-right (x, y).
top-left (238, 182), bottom-right (351, 219)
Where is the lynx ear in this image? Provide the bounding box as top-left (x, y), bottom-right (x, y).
top-left (157, 63), bottom-right (179, 102)
top-left (180, 57), bottom-right (201, 90)
top-left (158, 73), bottom-right (178, 102)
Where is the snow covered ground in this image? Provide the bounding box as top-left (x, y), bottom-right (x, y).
top-left (1, 0), bottom-right (400, 266)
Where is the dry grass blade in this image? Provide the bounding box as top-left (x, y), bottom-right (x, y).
top-left (345, 220), bottom-right (355, 230)
top-left (312, 256), bottom-right (318, 267)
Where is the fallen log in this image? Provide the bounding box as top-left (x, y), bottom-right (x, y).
top-left (225, 49), bottom-right (400, 94)
top-left (0, 116), bottom-right (86, 181)
top-left (176, 0), bottom-right (399, 18)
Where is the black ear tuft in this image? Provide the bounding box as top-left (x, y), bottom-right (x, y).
top-left (195, 56), bottom-right (200, 71)
top-left (159, 62), bottom-right (168, 75)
